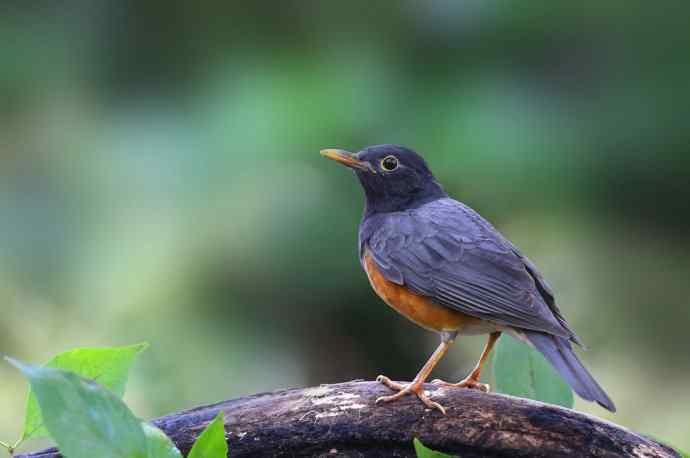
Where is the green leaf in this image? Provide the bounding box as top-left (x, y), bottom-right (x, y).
top-left (8, 358), bottom-right (148, 458)
top-left (493, 336), bottom-right (573, 408)
top-left (22, 342), bottom-right (148, 440)
top-left (143, 424), bottom-right (183, 458)
top-left (413, 438), bottom-right (456, 458)
top-left (188, 412), bottom-right (227, 458)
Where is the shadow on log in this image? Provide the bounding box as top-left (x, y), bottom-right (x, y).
top-left (18, 380), bottom-right (678, 457)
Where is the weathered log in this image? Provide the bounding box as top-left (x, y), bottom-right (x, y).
top-left (17, 380), bottom-right (678, 457)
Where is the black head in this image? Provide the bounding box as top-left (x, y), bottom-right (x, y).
top-left (321, 144), bottom-right (447, 215)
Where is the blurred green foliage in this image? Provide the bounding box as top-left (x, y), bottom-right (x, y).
top-left (493, 336), bottom-right (574, 408)
top-left (1, 0), bottom-right (689, 452)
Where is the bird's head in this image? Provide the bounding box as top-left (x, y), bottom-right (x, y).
top-left (321, 144), bottom-right (447, 215)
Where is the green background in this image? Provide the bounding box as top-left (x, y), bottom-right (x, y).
top-left (1, 1), bottom-right (688, 452)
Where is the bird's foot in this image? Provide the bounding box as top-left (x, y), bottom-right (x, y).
top-left (375, 375), bottom-right (446, 414)
top-left (431, 376), bottom-right (490, 393)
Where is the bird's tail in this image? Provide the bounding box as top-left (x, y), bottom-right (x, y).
top-left (523, 330), bottom-right (616, 412)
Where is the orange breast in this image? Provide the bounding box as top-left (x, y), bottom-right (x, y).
top-left (363, 251), bottom-right (484, 333)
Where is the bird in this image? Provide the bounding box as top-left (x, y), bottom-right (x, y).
top-left (320, 144), bottom-right (615, 414)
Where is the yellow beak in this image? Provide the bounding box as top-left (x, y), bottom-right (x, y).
top-left (320, 149), bottom-right (371, 172)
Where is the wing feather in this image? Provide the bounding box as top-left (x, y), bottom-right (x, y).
top-left (360, 198), bottom-right (580, 342)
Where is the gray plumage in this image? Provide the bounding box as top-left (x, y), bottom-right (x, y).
top-left (321, 144), bottom-right (615, 412)
top-left (360, 198), bottom-right (615, 412)
top-left (525, 331), bottom-right (615, 411)
top-left (361, 198), bottom-right (579, 342)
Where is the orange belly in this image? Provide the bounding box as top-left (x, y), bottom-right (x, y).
top-left (363, 251), bottom-right (486, 333)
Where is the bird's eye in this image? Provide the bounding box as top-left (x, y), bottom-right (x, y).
top-left (380, 155), bottom-right (399, 172)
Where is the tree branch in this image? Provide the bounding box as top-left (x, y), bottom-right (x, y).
top-left (17, 380), bottom-right (678, 457)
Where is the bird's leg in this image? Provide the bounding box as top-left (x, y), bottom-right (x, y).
top-left (376, 332), bottom-right (456, 414)
top-left (432, 331), bottom-right (501, 392)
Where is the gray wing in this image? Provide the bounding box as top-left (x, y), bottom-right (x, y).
top-left (361, 198), bottom-right (581, 343)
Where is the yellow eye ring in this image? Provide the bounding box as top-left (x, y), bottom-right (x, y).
top-left (380, 155), bottom-right (399, 172)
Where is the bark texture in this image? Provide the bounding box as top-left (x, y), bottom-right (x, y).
top-left (18, 380), bottom-right (679, 457)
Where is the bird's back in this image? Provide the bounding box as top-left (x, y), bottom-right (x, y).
top-left (360, 197), bottom-right (580, 343)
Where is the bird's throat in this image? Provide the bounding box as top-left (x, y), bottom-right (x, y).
top-left (360, 177), bottom-right (447, 217)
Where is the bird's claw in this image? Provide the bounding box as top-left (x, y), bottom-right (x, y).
top-left (376, 375), bottom-right (405, 391)
top-left (375, 375), bottom-right (447, 414)
top-left (431, 377), bottom-right (490, 392)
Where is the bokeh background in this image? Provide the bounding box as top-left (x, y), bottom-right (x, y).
top-left (1, 1), bottom-right (689, 453)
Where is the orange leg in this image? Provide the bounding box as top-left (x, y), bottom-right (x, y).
top-left (432, 331), bottom-right (501, 392)
top-left (376, 335), bottom-right (455, 414)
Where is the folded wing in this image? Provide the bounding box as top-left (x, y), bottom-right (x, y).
top-left (360, 198), bottom-right (580, 343)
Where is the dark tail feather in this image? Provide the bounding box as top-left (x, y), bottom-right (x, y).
top-left (523, 331), bottom-right (616, 412)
